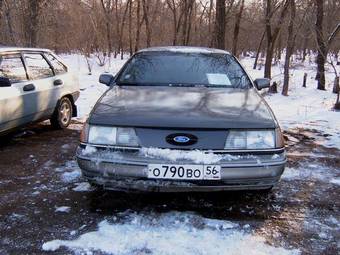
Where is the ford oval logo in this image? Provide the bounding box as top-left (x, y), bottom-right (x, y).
top-left (166, 133), bottom-right (198, 146)
top-left (173, 136), bottom-right (190, 143)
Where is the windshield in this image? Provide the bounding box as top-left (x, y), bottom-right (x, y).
top-left (116, 51), bottom-right (252, 89)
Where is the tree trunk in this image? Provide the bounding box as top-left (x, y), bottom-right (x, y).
top-left (134, 0), bottom-right (141, 52)
top-left (0, 0), bottom-right (2, 14)
top-left (27, 0), bottom-right (42, 47)
top-left (4, 1), bottom-right (15, 44)
top-left (264, 0), bottom-right (289, 79)
top-left (333, 76), bottom-right (339, 94)
top-left (128, 0), bottom-right (133, 56)
top-left (232, 0), bottom-right (245, 56)
top-left (214, 0), bottom-right (226, 49)
top-left (315, 0), bottom-right (326, 90)
top-left (282, 0), bottom-right (296, 96)
top-left (100, 0), bottom-right (113, 57)
top-left (141, 0), bottom-right (151, 47)
top-left (118, 0), bottom-right (130, 60)
top-left (264, 44), bottom-right (274, 78)
top-left (253, 30), bottom-right (265, 70)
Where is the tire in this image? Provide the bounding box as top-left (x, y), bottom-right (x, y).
top-left (50, 97), bottom-right (73, 129)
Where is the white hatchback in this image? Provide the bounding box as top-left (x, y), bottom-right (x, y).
top-left (0, 47), bottom-right (79, 135)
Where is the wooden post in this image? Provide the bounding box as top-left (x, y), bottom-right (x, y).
top-left (268, 82), bottom-right (278, 93)
top-left (333, 76), bottom-right (339, 94)
top-left (303, 73), bottom-right (307, 87)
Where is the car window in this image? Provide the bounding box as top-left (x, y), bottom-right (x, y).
top-left (45, 53), bottom-right (67, 75)
top-left (117, 52), bottom-right (252, 89)
top-left (24, 53), bottom-right (54, 80)
top-left (0, 54), bottom-right (28, 83)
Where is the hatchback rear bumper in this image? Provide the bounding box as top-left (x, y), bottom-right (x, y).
top-left (76, 145), bottom-right (286, 192)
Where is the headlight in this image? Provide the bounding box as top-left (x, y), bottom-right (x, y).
top-left (88, 126), bottom-right (117, 145)
top-left (116, 127), bottom-right (139, 146)
top-left (81, 124), bottom-right (139, 147)
top-left (225, 130), bottom-right (275, 149)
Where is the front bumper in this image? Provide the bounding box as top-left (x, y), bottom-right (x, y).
top-left (76, 145), bottom-right (286, 192)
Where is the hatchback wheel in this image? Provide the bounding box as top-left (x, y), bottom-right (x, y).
top-left (50, 97), bottom-right (73, 129)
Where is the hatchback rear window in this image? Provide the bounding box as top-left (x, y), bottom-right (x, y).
top-left (117, 52), bottom-right (252, 89)
top-left (45, 54), bottom-right (67, 75)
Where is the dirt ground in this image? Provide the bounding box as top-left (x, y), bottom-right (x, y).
top-left (0, 121), bottom-right (339, 255)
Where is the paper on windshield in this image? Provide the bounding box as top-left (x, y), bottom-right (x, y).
top-left (206, 73), bottom-right (231, 86)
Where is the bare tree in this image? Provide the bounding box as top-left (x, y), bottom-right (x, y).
top-left (282, 0), bottom-right (296, 96)
top-left (0, 0), bottom-right (3, 31)
top-left (214, 0), bottom-right (226, 49)
top-left (232, 0), bottom-right (245, 56)
top-left (100, 0), bottom-right (114, 57)
top-left (314, 0), bottom-right (327, 90)
top-left (26, 0), bottom-right (46, 47)
top-left (141, 0), bottom-right (152, 47)
top-left (314, 0), bottom-right (340, 90)
top-left (134, 0), bottom-right (143, 52)
top-left (253, 29), bottom-right (265, 69)
top-left (264, 0), bottom-right (289, 78)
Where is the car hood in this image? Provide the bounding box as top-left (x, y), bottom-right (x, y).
top-left (89, 86), bottom-right (277, 129)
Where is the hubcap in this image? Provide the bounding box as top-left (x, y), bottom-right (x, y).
top-left (60, 102), bottom-right (71, 125)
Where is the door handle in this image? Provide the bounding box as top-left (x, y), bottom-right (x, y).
top-left (53, 79), bottom-right (63, 86)
top-left (23, 84), bottom-right (35, 92)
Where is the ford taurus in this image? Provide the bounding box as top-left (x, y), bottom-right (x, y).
top-left (76, 46), bottom-right (286, 192)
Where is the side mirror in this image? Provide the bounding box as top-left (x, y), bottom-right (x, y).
top-left (254, 78), bottom-right (270, 90)
top-left (0, 77), bottom-right (11, 87)
top-left (99, 73), bottom-right (114, 86)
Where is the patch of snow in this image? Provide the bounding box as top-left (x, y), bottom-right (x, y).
top-left (281, 166), bottom-right (337, 183)
top-left (73, 182), bottom-right (92, 192)
top-left (61, 144), bottom-right (71, 150)
top-left (61, 170), bottom-right (81, 183)
top-left (58, 161), bottom-right (82, 183)
top-left (42, 212), bottom-right (299, 255)
top-left (55, 206), bottom-right (71, 213)
top-left (140, 147), bottom-right (240, 164)
top-left (330, 178), bottom-right (340, 186)
top-left (82, 145), bottom-right (97, 155)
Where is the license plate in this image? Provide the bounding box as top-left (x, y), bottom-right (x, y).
top-left (147, 164), bottom-right (221, 180)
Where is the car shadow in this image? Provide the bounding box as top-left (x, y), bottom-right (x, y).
top-left (86, 188), bottom-right (280, 221)
top-left (0, 120), bottom-right (80, 148)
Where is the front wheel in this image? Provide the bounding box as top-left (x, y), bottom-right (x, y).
top-left (50, 97), bottom-right (73, 129)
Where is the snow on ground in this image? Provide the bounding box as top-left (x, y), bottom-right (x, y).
top-left (282, 165), bottom-right (339, 185)
top-left (72, 182), bottom-right (92, 192)
top-left (55, 206), bottom-right (71, 213)
top-left (42, 211), bottom-right (300, 255)
top-left (242, 57), bottom-right (340, 149)
top-left (61, 54), bottom-right (128, 120)
top-left (57, 160), bottom-right (82, 183)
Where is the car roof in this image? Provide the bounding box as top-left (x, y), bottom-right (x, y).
top-left (137, 46), bottom-right (231, 55)
top-left (0, 46), bottom-right (52, 53)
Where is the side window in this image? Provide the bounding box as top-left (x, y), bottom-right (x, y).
top-left (0, 54), bottom-right (27, 83)
top-left (45, 54), bottom-right (67, 75)
top-left (24, 53), bottom-right (53, 80)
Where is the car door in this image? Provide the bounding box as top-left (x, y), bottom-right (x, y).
top-left (0, 53), bottom-right (35, 133)
top-left (23, 52), bottom-right (61, 119)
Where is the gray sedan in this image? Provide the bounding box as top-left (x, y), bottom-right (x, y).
top-left (76, 46), bottom-right (286, 192)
